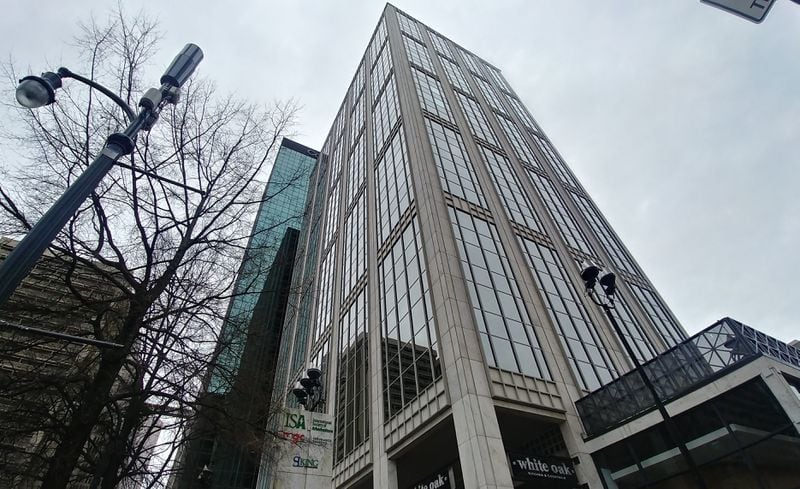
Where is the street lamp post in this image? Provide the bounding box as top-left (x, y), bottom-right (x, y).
top-left (0, 44), bottom-right (204, 308)
top-left (579, 264), bottom-right (708, 489)
top-left (291, 367), bottom-right (325, 412)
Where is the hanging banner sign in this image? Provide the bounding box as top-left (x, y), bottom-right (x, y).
top-left (507, 452), bottom-right (578, 488)
top-left (271, 408), bottom-right (335, 489)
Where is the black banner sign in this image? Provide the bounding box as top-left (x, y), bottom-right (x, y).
top-left (508, 452), bottom-right (578, 488)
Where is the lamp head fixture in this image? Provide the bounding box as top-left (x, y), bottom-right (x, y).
top-left (292, 386), bottom-right (308, 399)
top-left (580, 263), bottom-right (601, 289)
top-left (599, 271), bottom-right (617, 296)
top-left (16, 72), bottom-right (62, 108)
top-left (306, 367), bottom-right (322, 381)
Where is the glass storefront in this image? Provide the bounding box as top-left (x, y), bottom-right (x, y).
top-left (593, 378), bottom-right (800, 489)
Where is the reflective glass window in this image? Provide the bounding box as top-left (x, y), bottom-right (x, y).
top-left (397, 12), bottom-right (423, 40)
top-left (525, 170), bottom-right (595, 255)
top-left (519, 238), bottom-right (617, 391)
top-left (346, 135), bottom-right (365, 207)
top-left (371, 42), bottom-right (393, 97)
top-left (474, 76), bottom-right (507, 115)
top-left (439, 55), bottom-right (472, 95)
top-left (349, 94), bottom-right (365, 151)
top-left (529, 133), bottom-right (580, 190)
top-left (335, 288), bottom-right (369, 461)
top-left (571, 192), bottom-right (639, 275)
top-left (485, 65), bottom-right (514, 93)
top-left (496, 116), bottom-right (538, 168)
top-left (504, 93), bottom-right (539, 132)
top-left (459, 49), bottom-right (484, 77)
top-left (479, 147), bottom-right (544, 233)
top-left (629, 284), bottom-right (687, 348)
top-left (425, 119), bottom-right (486, 207)
top-left (341, 192), bottom-right (367, 301)
top-left (373, 75), bottom-right (400, 154)
top-left (449, 208), bottom-right (550, 379)
top-left (429, 32), bottom-right (454, 59)
top-left (313, 243), bottom-right (337, 345)
top-left (456, 93), bottom-right (498, 145)
top-left (375, 128), bottom-right (413, 246)
top-left (323, 179), bottom-right (340, 247)
top-left (403, 35), bottom-right (435, 73)
top-left (411, 68), bottom-right (454, 122)
top-left (369, 18), bottom-right (387, 64)
top-left (380, 218), bottom-right (441, 419)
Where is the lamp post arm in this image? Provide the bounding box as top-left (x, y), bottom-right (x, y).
top-left (57, 67), bottom-right (136, 123)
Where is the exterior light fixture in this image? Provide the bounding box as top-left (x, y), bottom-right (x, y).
top-left (578, 262), bottom-right (707, 489)
top-left (0, 44), bottom-right (204, 308)
top-left (291, 367), bottom-right (325, 412)
top-left (15, 72), bottom-right (62, 108)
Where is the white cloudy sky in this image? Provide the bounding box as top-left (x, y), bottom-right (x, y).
top-left (2, 1), bottom-right (798, 341)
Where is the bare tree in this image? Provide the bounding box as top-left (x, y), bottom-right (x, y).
top-left (0, 7), bottom-right (305, 489)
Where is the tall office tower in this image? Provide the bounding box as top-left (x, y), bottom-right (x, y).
top-left (267, 5), bottom-right (691, 489)
top-left (175, 138), bottom-right (318, 489)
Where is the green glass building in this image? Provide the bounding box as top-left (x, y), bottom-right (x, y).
top-left (211, 138), bottom-right (319, 393)
top-left (175, 138), bottom-right (318, 489)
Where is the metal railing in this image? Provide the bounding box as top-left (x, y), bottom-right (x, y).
top-left (576, 317), bottom-right (800, 438)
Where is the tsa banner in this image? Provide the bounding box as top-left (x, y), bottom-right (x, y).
top-left (271, 408), bottom-right (335, 489)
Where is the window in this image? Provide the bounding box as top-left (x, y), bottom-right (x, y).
top-left (439, 55), bottom-right (472, 95)
top-left (369, 18), bottom-right (387, 64)
top-left (474, 76), bottom-right (506, 115)
top-left (403, 36), bottom-right (435, 73)
top-left (449, 208), bottom-right (550, 379)
top-left (480, 147), bottom-right (544, 233)
top-left (429, 32), bottom-right (454, 58)
top-left (341, 193), bottom-right (367, 301)
top-left (496, 115), bottom-right (538, 168)
top-left (313, 243), bottom-right (337, 345)
top-left (371, 42), bottom-right (393, 97)
top-left (456, 92), bottom-right (498, 145)
top-left (335, 288), bottom-right (369, 461)
top-left (505, 93), bottom-right (539, 132)
top-left (397, 12), bottom-right (423, 40)
top-left (459, 49), bottom-right (484, 77)
top-left (519, 238), bottom-right (617, 391)
top-left (629, 284), bottom-right (686, 348)
top-left (373, 75), bottom-right (400, 154)
top-left (529, 133), bottom-right (580, 190)
top-left (380, 218), bottom-right (441, 419)
top-left (425, 119), bottom-right (485, 207)
top-left (525, 170), bottom-right (595, 255)
top-left (411, 68), bottom-right (453, 122)
top-left (375, 128), bottom-right (413, 246)
top-left (571, 192), bottom-right (639, 275)
top-left (346, 135), bottom-right (365, 207)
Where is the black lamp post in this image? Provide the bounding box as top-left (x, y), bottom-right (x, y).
top-left (579, 263), bottom-right (707, 488)
top-left (0, 44), bottom-right (204, 308)
top-left (292, 367), bottom-right (324, 412)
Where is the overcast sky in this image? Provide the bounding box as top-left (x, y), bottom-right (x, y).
top-left (2, 1), bottom-right (798, 342)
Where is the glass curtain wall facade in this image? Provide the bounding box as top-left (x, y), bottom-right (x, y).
top-left (178, 138), bottom-right (317, 489)
top-left (210, 138), bottom-right (319, 393)
top-left (265, 5), bottom-right (692, 489)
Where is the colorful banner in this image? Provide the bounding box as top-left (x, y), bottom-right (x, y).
top-left (271, 409), bottom-right (334, 489)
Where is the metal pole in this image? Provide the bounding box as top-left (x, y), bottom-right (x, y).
top-left (0, 319), bottom-right (124, 349)
top-left (0, 116), bottom-right (143, 306)
top-left (601, 303), bottom-right (708, 489)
